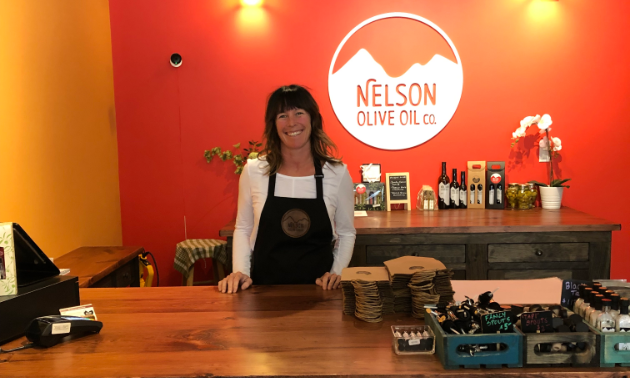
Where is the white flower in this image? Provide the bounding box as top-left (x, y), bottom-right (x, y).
top-left (520, 115), bottom-right (541, 128)
top-left (551, 137), bottom-right (562, 151)
top-left (512, 126), bottom-right (527, 139)
top-left (537, 114), bottom-right (553, 130)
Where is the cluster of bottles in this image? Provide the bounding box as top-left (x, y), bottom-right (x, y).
top-left (437, 162), bottom-right (468, 209)
top-left (573, 283), bottom-right (630, 341)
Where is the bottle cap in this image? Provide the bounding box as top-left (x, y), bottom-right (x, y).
top-left (593, 283), bottom-right (602, 289)
top-left (611, 294), bottom-right (620, 310)
top-left (583, 288), bottom-right (593, 303)
top-left (594, 295), bottom-right (604, 311)
top-left (578, 284), bottom-right (587, 298)
top-left (601, 298), bottom-right (612, 309)
top-left (604, 290), bottom-right (614, 299)
top-left (620, 298), bottom-right (629, 315)
top-left (589, 290), bottom-right (598, 304)
top-left (598, 286), bottom-right (608, 295)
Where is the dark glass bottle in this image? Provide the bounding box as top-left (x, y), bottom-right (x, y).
top-left (477, 184), bottom-right (483, 205)
top-left (438, 162), bottom-right (450, 210)
top-left (459, 171), bottom-right (467, 209)
top-left (450, 169), bottom-right (459, 209)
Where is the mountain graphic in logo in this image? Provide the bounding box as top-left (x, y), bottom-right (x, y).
top-left (328, 13), bottom-right (463, 150)
top-left (281, 209), bottom-right (310, 238)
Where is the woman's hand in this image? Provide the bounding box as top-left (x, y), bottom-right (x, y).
top-left (218, 272), bottom-right (252, 294)
top-left (316, 272), bottom-right (341, 290)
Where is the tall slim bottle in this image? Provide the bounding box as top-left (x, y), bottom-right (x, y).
top-left (438, 162), bottom-right (450, 210)
top-left (450, 169), bottom-right (459, 209)
top-left (459, 171), bottom-right (467, 209)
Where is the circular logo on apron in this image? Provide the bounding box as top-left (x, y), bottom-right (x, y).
top-left (281, 209), bottom-right (311, 238)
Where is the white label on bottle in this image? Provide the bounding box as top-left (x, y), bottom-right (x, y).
top-left (497, 188), bottom-right (502, 204)
top-left (439, 183), bottom-right (449, 204)
top-left (52, 323), bottom-right (71, 335)
top-left (423, 199), bottom-right (428, 210)
top-left (451, 187), bottom-right (459, 205)
top-left (408, 339), bottom-right (420, 346)
top-left (459, 189), bottom-right (466, 206)
top-left (601, 327), bottom-right (615, 332)
top-left (429, 200), bottom-right (434, 210)
top-left (489, 190), bottom-right (495, 205)
top-left (470, 189), bottom-right (474, 204)
top-left (477, 189), bottom-right (483, 204)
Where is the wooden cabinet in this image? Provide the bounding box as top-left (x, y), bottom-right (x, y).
top-left (220, 208), bottom-right (620, 281)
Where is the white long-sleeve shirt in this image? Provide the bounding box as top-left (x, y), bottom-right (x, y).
top-left (233, 158), bottom-right (356, 277)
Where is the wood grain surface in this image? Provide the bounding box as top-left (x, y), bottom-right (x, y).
top-left (219, 207), bottom-right (621, 237)
top-left (53, 246), bottom-right (144, 287)
top-left (0, 286), bottom-right (629, 377)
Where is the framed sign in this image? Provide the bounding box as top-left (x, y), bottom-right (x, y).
top-left (360, 163), bottom-right (381, 183)
top-left (0, 222), bottom-right (17, 296)
top-left (385, 172), bottom-right (411, 211)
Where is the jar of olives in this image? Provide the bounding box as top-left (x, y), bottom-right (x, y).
top-left (506, 183), bottom-right (519, 210)
top-left (517, 184), bottom-right (532, 210)
top-left (527, 183), bottom-right (538, 208)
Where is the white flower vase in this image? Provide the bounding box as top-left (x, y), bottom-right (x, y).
top-left (539, 187), bottom-right (564, 210)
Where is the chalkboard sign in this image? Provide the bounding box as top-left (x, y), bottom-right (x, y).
top-left (388, 175), bottom-right (408, 200)
top-left (481, 310), bottom-right (513, 333)
top-left (385, 172), bottom-right (411, 211)
top-left (561, 279), bottom-right (590, 308)
top-left (520, 310), bottom-right (554, 333)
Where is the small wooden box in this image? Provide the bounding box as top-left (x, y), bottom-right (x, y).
top-left (588, 324), bottom-right (630, 367)
top-left (426, 314), bottom-right (523, 369)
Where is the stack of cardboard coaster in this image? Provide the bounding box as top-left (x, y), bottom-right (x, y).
top-left (341, 267), bottom-right (395, 322)
top-left (384, 256), bottom-right (455, 317)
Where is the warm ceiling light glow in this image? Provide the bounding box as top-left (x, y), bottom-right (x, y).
top-left (241, 0), bottom-right (263, 6)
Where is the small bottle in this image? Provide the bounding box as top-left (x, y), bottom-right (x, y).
top-left (579, 288), bottom-right (594, 317)
top-left (583, 291), bottom-right (598, 322)
top-left (616, 298), bottom-right (630, 332)
top-left (469, 184), bottom-right (475, 205)
top-left (429, 191), bottom-right (435, 210)
top-left (610, 294), bottom-right (621, 319)
top-left (477, 184), bottom-right (483, 204)
top-left (496, 184), bottom-right (503, 205)
top-left (459, 171), bottom-right (467, 209)
top-left (422, 190), bottom-right (429, 210)
top-left (592, 283), bottom-right (603, 292)
top-left (597, 298), bottom-right (616, 332)
top-left (604, 290), bottom-right (615, 299)
top-left (587, 294), bottom-right (604, 326)
top-left (489, 184), bottom-right (495, 205)
top-left (573, 284), bottom-right (588, 314)
top-left (450, 169), bottom-right (459, 209)
top-left (438, 162), bottom-right (450, 210)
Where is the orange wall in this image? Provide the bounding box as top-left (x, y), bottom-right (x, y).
top-left (0, 0), bottom-right (122, 258)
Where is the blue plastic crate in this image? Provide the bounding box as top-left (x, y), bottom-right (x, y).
top-left (426, 313), bottom-right (524, 369)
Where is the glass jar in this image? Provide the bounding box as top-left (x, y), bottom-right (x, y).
top-left (506, 183), bottom-right (519, 210)
top-left (517, 184), bottom-right (532, 210)
top-left (527, 183), bottom-right (538, 209)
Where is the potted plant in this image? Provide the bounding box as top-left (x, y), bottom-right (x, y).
top-left (511, 114), bottom-right (570, 209)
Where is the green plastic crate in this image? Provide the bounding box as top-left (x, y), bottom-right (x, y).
top-left (587, 324), bottom-right (630, 367)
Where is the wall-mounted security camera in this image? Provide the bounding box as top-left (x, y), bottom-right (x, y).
top-left (170, 53), bottom-right (182, 67)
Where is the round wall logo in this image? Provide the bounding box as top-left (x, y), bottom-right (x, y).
top-left (281, 209), bottom-right (310, 238)
top-left (328, 13), bottom-right (463, 150)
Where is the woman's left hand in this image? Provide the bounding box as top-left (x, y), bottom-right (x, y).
top-left (316, 272), bottom-right (341, 290)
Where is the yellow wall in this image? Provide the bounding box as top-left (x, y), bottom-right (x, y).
top-left (0, 0), bottom-right (121, 258)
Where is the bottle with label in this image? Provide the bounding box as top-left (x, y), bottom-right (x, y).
top-left (488, 184), bottom-right (495, 205)
top-left (459, 171), bottom-right (467, 209)
top-left (438, 162), bottom-right (450, 210)
top-left (450, 169), bottom-right (459, 209)
top-left (496, 184), bottom-right (503, 205)
top-left (477, 184), bottom-right (483, 205)
top-left (587, 294), bottom-right (604, 326)
top-left (573, 284), bottom-right (588, 314)
top-left (610, 293), bottom-right (621, 319)
top-left (583, 291), bottom-right (598, 321)
top-left (429, 191), bottom-right (435, 210)
top-left (469, 184), bottom-right (475, 205)
top-left (597, 298), bottom-right (616, 332)
top-left (579, 287), bottom-right (594, 317)
top-left (616, 298), bottom-right (630, 332)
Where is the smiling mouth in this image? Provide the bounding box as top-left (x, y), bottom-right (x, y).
top-left (286, 130), bottom-right (303, 136)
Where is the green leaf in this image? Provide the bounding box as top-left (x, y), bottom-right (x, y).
top-left (528, 180), bottom-right (548, 187)
top-left (256, 143), bottom-right (262, 147)
top-left (249, 141), bottom-right (254, 145)
top-left (233, 143), bottom-right (240, 149)
top-left (551, 178), bottom-right (571, 188)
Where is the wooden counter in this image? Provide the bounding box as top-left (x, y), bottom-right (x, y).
top-left (220, 208), bottom-right (621, 280)
top-left (0, 286), bottom-right (627, 377)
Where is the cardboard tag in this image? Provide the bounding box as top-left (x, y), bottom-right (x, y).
top-left (561, 279), bottom-right (590, 308)
top-left (521, 310), bottom-right (554, 333)
top-left (481, 310), bottom-right (513, 333)
top-left (60, 304), bottom-right (98, 321)
top-left (341, 267), bottom-right (390, 282)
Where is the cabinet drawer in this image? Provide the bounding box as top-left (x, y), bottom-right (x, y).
top-left (489, 270), bottom-right (589, 280)
top-left (488, 243), bottom-right (588, 263)
top-left (366, 245), bottom-right (465, 269)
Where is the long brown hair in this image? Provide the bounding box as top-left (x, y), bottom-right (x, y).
top-left (261, 85), bottom-right (341, 175)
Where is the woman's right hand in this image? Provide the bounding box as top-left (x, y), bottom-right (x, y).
top-left (218, 272), bottom-right (253, 294)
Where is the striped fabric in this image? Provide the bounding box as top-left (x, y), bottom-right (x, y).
top-left (173, 239), bottom-right (228, 277)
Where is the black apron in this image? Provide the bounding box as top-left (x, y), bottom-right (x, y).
top-left (251, 161), bottom-right (334, 285)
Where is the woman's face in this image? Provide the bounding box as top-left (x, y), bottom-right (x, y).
top-left (275, 108), bottom-right (312, 152)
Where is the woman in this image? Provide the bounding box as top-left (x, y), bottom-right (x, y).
top-left (218, 85), bottom-right (356, 294)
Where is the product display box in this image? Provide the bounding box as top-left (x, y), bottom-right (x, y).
top-left (467, 161), bottom-right (486, 209)
top-left (485, 161), bottom-right (505, 210)
top-left (354, 182), bottom-right (386, 211)
top-left (0, 275), bottom-right (80, 344)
